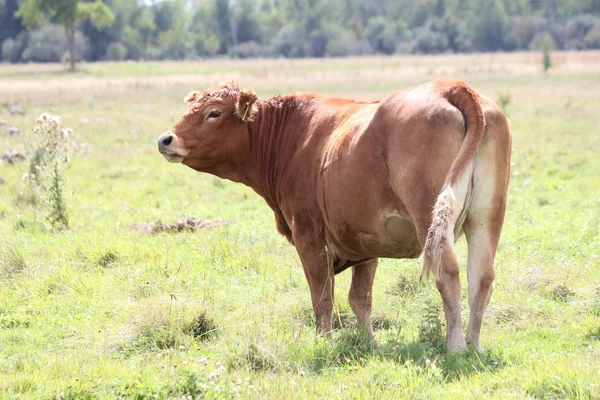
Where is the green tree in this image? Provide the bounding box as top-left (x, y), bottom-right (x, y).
top-left (215, 0), bottom-right (232, 54)
top-left (16, 0), bottom-right (114, 70)
top-left (0, 0), bottom-right (24, 45)
top-left (472, 0), bottom-right (510, 51)
top-left (232, 0), bottom-right (260, 45)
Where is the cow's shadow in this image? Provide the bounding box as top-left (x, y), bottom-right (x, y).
top-left (308, 328), bottom-right (507, 381)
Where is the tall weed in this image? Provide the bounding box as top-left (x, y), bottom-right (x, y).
top-left (23, 113), bottom-right (70, 230)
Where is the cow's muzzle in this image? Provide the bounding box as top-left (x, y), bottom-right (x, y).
top-left (157, 131), bottom-right (188, 163)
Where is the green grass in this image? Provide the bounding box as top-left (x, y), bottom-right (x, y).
top-left (1, 53), bottom-right (599, 399)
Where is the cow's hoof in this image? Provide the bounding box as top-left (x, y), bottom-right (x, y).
top-left (466, 338), bottom-right (481, 352)
top-left (447, 338), bottom-right (467, 353)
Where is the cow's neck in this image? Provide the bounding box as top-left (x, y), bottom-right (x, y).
top-left (244, 96), bottom-right (314, 201)
top-left (215, 95), bottom-right (316, 239)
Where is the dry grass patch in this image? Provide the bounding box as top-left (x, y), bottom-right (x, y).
top-left (120, 299), bottom-right (217, 355)
top-left (129, 218), bottom-right (226, 234)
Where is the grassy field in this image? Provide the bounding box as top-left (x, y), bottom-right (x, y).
top-left (1, 52), bottom-right (599, 399)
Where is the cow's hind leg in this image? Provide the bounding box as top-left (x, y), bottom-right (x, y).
top-left (436, 243), bottom-right (466, 352)
top-left (464, 205), bottom-right (504, 350)
top-left (348, 259), bottom-right (377, 338)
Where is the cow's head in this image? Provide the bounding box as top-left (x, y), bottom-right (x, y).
top-left (157, 81), bottom-right (258, 170)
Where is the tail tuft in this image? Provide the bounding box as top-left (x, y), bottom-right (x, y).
top-left (420, 186), bottom-right (456, 282)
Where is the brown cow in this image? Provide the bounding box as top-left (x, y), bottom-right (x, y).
top-left (157, 78), bottom-right (511, 352)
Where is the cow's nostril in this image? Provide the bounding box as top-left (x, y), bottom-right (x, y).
top-left (161, 135), bottom-right (174, 147)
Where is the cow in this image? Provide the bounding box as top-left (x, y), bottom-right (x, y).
top-left (157, 78), bottom-right (511, 352)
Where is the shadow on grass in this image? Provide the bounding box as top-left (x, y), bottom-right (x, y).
top-left (296, 300), bottom-right (505, 380)
top-left (307, 328), bottom-right (506, 381)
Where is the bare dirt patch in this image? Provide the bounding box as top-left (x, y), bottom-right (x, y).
top-left (2, 150), bottom-right (25, 164)
top-left (129, 218), bottom-right (226, 234)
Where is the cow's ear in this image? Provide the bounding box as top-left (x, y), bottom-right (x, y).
top-left (183, 91), bottom-right (201, 103)
top-left (236, 89), bottom-right (258, 122)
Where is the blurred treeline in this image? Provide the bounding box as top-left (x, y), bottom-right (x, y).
top-left (1, 0), bottom-right (600, 63)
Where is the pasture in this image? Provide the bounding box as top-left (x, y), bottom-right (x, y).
top-left (1, 52), bottom-right (599, 399)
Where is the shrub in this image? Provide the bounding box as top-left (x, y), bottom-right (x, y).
top-left (365, 17), bottom-right (409, 54)
top-left (230, 41), bottom-right (264, 59)
top-left (566, 14), bottom-right (600, 40)
top-left (529, 31), bottom-right (556, 50)
top-left (158, 29), bottom-right (195, 60)
top-left (21, 24), bottom-right (89, 63)
top-left (307, 26), bottom-right (353, 57)
top-left (496, 88), bottom-right (512, 112)
top-left (194, 34), bottom-right (220, 58)
top-left (414, 29), bottom-right (449, 53)
top-left (271, 25), bottom-right (306, 57)
top-left (105, 42), bottom-right (127, 61)
top-left (1, 32), bottom-right (29, 62)
top-left (349, 40), bottom-right (375, 56)
top-left (584, 28), bottom-right (600, 49)
top-left (1, 38), bottom-right (16, 62)
top-left (565, 38), bottom-right (586, 50)
top-left (324, 27), bottom-right (353, 57)
top-left (511, 16), bottom-right (547, 49)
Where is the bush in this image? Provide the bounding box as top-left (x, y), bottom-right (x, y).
top-left (496, 88), bottom-right (512, 111)
top-left (121, 25), bottom-right (144, 60)
top-left (1, 38), bottom-right (17, 62)
top-left (565, 38), bottom-right (586, 50)
top-left (584, 28), bottom-right (600, 49)
top-left (365, 17), bottom-right (409, 54)
top-left (23, 24), bottom-right (67, 62)
top-left (1, 32), bottom-right (29, 62)
top-left (566, 14), bottom-right (600, 40)
top-left (271, 26), bottom-right (306, 58)
top-left (21, 24), bottom-right (89, 63)
top-left (229, 41), bottom-right (262, 59)
top-left (547, 23), bottom-right (568, 49)
top-left (414, 29), bottom-right (449, 53)
top-left (195, 34), bottom-right (220, 58)
top-left (307, 31), bottom-right (328, 58)
top-left (307, 26), bottom-right (353, 57)
top-left (511, 16), bottom-right (547, 49)
top-left (325, 27), bottom-right (353, 57)
top-left (105, 42), bottom-right (127, 61)
top-left (529, 32), bottom-right (556, 51)
top-left (158, 29), bottom-right (195, 60)
top-left (349, 40), bottom-right (375, 56)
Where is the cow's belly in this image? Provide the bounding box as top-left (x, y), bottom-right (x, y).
top-left (324, 208), bottom-right (422, 261)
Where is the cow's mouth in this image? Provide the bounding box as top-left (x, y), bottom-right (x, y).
top-left (157, 132), bottom-right (189, 163)
top-left (161, 152), bottom-right (184, 163)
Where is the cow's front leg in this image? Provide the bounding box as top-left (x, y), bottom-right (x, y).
top-left (294, 233), bottom-right (335, 337)
top-left (349, 259), bottom-right (377, 338)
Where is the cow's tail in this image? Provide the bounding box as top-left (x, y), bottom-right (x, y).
top-left (420, 80), bottom-right (485, 281)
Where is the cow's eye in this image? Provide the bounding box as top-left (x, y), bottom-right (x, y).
top-left (207, 111), bottom-right (221, 120)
